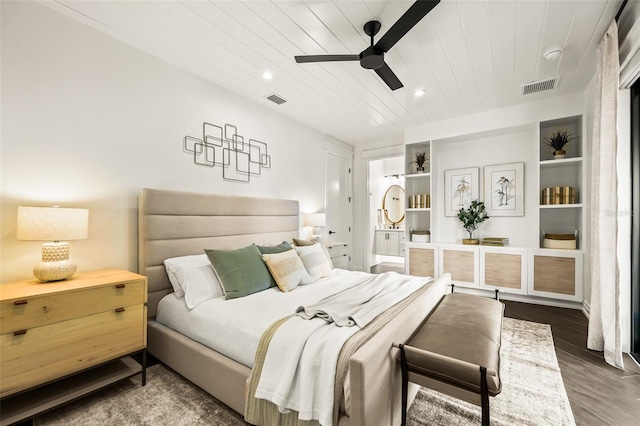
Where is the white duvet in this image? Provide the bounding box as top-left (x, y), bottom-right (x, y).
top-left (155, 268), bottom-right (377, 368)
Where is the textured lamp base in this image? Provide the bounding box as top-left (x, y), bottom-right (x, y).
top-left (34, 242), bottom-right (77, 282)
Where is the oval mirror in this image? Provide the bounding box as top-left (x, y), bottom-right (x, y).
top-left (382, 185), bottom-right (405, 226)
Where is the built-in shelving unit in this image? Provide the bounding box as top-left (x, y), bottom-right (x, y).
top-left (405, 141), bottom-right (432, 247)
top-left (403, 113), bottom-right (587, 305)
top-left (539, 115), bottom-right (584, 250)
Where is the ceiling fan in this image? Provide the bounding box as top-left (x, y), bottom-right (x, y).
top-left (294, 0), bottom-right (440, 91)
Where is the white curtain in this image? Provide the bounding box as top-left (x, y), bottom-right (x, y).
top-left (588, 20), bottom-right (624, 370)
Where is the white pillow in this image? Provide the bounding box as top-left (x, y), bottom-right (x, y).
top-left (262, 249), bottom-right (313, 292)
top-left (163, 254), bottom-right (223, 309)
top-left (295, 243), bottom-right (333, 282)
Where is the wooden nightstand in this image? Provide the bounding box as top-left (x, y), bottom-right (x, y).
top-left (0, 270), bottom-right (147, 425)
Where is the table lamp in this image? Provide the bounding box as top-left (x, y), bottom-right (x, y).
top-left (17, 206), bottom-right (89, 282)
top-left (303, 213), bottom-right (326, 238)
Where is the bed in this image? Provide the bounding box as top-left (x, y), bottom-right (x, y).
top-left (139, 188), bottom-right (450, 426)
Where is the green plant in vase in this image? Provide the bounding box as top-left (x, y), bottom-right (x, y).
top-left (457, 200), bottom-right (489, 245)
top-left (542, 129), bottom-right (574, 159)
top-left (408, 151), bottom-right (429, 173)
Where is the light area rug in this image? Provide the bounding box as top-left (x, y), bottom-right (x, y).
top-left (36, 318), bottom-right (574, 426)
top-left (408, 317), bottom-right (576, 426)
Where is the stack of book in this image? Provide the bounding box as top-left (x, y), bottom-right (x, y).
top-left (481, 237), bottom-right (510, 246)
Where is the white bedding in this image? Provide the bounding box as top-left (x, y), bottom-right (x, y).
top-left (155, 268), bottom-right (377, 368)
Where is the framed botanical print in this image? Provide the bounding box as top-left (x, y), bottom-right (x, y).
top-left (444, 167), bottom-right (479, 216)
top-left (483, 162), bottom-right (524, 216)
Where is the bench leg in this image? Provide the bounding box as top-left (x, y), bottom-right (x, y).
top-left (400, 344), bottom-right (408, 426)
top-left (480, 366), bottom-right (489, 426)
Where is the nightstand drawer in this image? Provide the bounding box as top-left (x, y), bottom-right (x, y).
top-left (0, 279), bottom-right (145, 334)
top-left (0, 303), bottom-right (145, 398)
top-left (327, 243), bottom-right (348, 257)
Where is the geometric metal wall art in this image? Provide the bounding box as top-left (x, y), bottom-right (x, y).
top-left (183, 122), bottom-right (271, 183)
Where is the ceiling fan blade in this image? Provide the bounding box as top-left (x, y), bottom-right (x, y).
top-left (295, 54), bottom-right (360, 63)
top-left (375, 63), bottom-right (403, 90)
top-left (375, 0), bottom-right (440, 52)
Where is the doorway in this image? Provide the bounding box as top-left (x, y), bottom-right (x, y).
top-left (368, 156), bottom-right (405, 273)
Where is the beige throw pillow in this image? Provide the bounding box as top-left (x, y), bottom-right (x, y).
top-left (262, 249), bottom-right (312, 292)
top-left (292, 236), bottom-right (334, 269)
top-left (295, 243), bottom-right (333, 282)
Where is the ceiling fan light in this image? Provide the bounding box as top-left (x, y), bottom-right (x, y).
top-left (262, 71), bottom-right (273, 80)
top-left (414, 89), bottom-right (425, 97)
top-left (543, 47), bottom-right (562, 61)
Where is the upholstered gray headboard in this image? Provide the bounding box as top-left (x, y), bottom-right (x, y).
top-left (138, 188), bottom-right (300, 318)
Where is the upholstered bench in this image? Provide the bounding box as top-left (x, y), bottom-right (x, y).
top-left (397, 292), bottom-right (504, 426)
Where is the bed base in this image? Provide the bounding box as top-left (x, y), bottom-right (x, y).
top-left (147, 321), bottom-right (250, 414)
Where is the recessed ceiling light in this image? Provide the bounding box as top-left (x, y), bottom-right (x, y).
top-left (543, 47), bottom-right (562, 61)
top-left (262, 71), bottom-right (273, 80)
top-left (414, 89), bottom-right (425, 97)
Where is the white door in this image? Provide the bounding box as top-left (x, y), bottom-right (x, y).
top-left (326, 152), bottom-right (352, 268)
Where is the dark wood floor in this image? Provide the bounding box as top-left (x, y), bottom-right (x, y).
top-left (371, 262), bottom-right (405, 274)
top-left (503, 300), bottom-right (640, 426)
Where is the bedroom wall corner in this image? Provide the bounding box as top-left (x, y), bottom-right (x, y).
top-left (0, 0), bottom-right (348, 283)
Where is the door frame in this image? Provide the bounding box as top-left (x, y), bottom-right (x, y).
top-left (362, 145), bottom-right (405, 273)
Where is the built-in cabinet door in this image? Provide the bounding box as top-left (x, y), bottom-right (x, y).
top-left (438, 244), bottom-right (479, 287)
top-left (528, 249), bottom-right (583, 302)
top-left (375, 231), bottom-right (388, 255)
top-left (387, 232), bottom-right (400, 256)
top-left (479, 247), bottom-right (527, 295)
top-left (407, 245), bottom-right (438, 278)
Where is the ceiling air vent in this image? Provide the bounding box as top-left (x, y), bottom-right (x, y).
top-left (521, 76), bottom-right (561, 95)
top-left (266, 93), bottom-right (287, 105)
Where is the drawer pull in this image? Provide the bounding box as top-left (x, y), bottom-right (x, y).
top-left (115, 307), bottom-right (125, 313)
top-left (14, 330), bottom-right (27, 336)
top-left (14, 300), bottom-right (28, 306)
top-left (115, 284), bottom-right (126, 289)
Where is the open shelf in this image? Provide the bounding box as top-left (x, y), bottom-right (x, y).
top-left (0, 356), bottom-right (142, 426)
top-left (405, 172), bottom-right (431, 179)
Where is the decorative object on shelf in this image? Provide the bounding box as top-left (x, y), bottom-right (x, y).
top-left (183, 122), bottom-right (271, 182)
top-left (408, 194), bottom-right (430, 209)
top-left (408, 151), bottom-right (429, 173)
top-left (542, 129), bottom-right (575, 159)
top-left (16, 206), bottom-right (89, 282)
top-left (540, 187), bottom-right (576, 205)
top-left (457, 200), bottom-right (489, 245)
top-left (382, 185), bottom-right (405, 227)
top-left (481, 237), bottom-right (510, 247)
top-left (483, 162), bottom-right (524, 216)
top-left (542, 231), bottom-right (577, 249)
top-left (444, 167), bottom-right (479, 216)
top-left (411, 230), bottom-right (430, 243)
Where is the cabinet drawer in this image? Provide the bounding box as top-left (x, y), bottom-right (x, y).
top-left (0, 304), bottom-right (146, 398)
top-left (327, 244), bottom-right (348, 257)
top-left (331, 255), bottom-right (349, 269)
top-left (0, 279), bottom-right (145, 334)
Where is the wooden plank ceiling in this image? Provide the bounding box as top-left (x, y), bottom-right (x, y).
top-left (43, 0), bottom-right (622, 146)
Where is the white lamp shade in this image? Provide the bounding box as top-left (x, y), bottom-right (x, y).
top-left (17, 206), bottom-right (89, 241)
top-left (304, 213), bottom-right (326, 227)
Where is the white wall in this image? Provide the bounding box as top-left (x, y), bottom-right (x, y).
top-left (430, 126), bottom-right (538, 246)
top-left (0, 1), bottom-right (350, 282)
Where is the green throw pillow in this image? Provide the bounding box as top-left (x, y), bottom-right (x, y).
top-left (256, 241), bottom-right (293, 254)
top-left (205, 245), bottom-right (272, 300)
